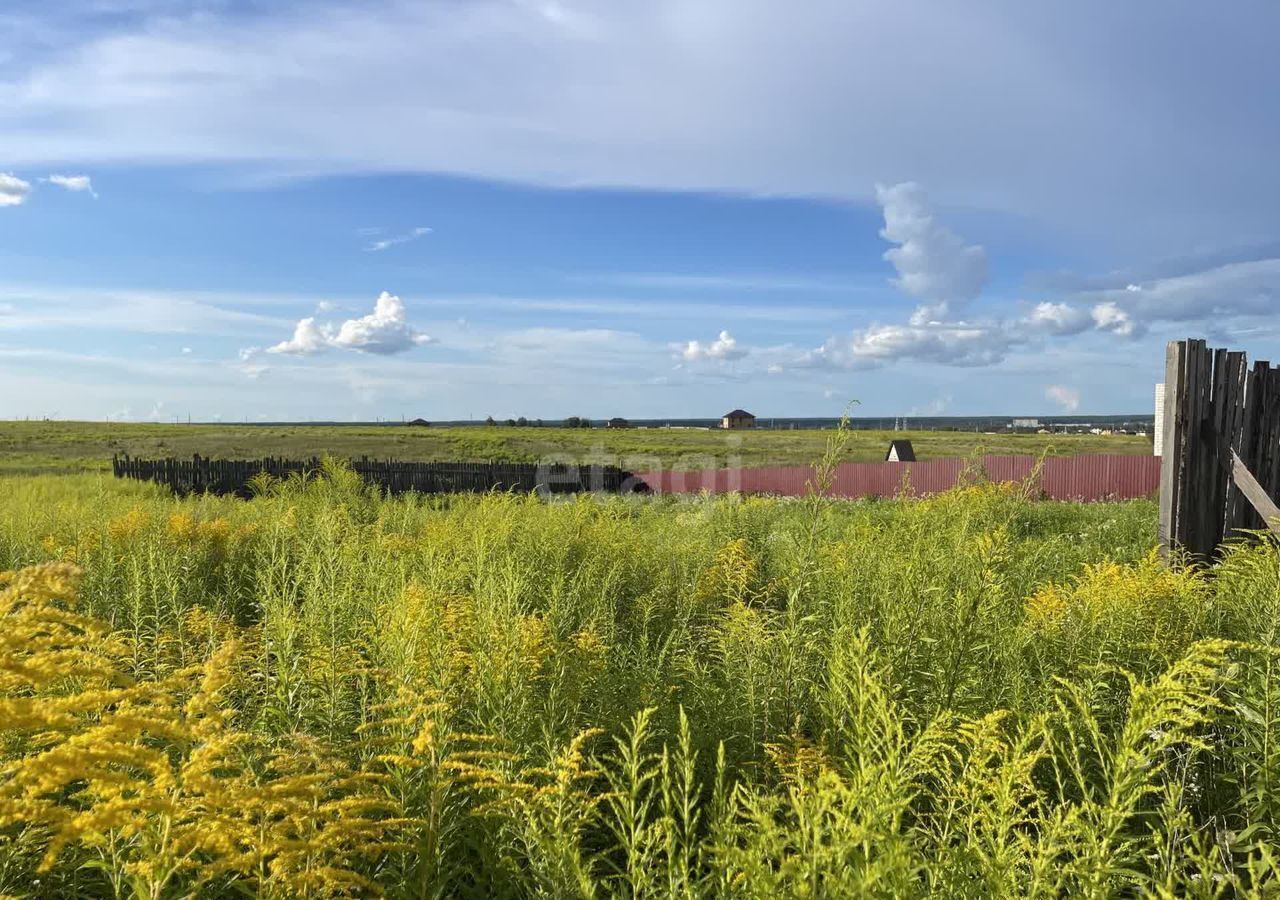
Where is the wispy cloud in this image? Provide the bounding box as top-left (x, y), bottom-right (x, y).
top-left (571, 272), bottom-right (869, 294)
top-left (1046, 385), bottom-right (1081, 413)
top-left (363, 226), bottom-right (432, 252)
top-left (0, 286), bottom-right (289, 336)
top-left (44, 174), bottom-right (97, 197)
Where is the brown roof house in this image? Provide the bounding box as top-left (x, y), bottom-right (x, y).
top-left (721, 409), bottom-right (756, 430)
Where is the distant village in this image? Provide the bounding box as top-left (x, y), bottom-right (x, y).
top-left (440, 409), bottom-right (1153, 436)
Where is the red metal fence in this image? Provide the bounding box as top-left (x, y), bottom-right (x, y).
top-left (637, 454), bottom-right (1160, 502)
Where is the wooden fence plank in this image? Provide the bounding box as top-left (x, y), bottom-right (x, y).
top-left (113, 456), bottom-right (645, 497)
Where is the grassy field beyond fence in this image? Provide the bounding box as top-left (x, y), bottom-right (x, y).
top-left (0, 420), bottom-right (1153, 475)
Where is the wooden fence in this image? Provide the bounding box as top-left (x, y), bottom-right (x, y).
top-left (1159, 339), bottom-right (1280, 560)
top-left (112, 455), bottom-right (645, 497)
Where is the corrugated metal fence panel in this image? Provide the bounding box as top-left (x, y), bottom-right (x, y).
top-left (637, 454), bottom-right (1160, 501)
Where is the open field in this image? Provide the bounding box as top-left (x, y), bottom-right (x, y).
top-left (0, 420), bottom-right (1153, 475)
top-left (5, 465), bottom-right (1280, 896)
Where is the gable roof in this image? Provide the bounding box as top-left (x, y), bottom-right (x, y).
top-left (885, 439), bottom-right (916, 462)
top-left (722, 409), bottom-right (755, 419)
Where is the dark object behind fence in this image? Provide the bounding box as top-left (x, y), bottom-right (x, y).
top-left (112, 455), bottom-right (646, 497)
top-left (1159, 339), bottom-right (1280, 560)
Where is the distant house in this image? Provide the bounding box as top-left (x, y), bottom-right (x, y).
top-left (721, 409), bottom-right (756, 430)
top-left (607, 417), bottom-right (631, 429)
top-left (407, 418), bottom-right (430, 427)
top-left (885, 439), bottom-right (916, 462)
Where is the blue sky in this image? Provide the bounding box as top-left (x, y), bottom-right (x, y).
top-left (2, 1), bottom-right (1279, 421)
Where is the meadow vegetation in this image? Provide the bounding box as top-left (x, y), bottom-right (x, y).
top-left (3, 457), bottom-right (1280, 897)
top-left (0, 420), bottom-right (1150, 475)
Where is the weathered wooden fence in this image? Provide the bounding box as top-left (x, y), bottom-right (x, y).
top-left (112, 455), bottom-right (646, 497)
top-left (1159, 339), bottom-right (1280, 559)
top-left (639, 454), bottom-right (1160, 501)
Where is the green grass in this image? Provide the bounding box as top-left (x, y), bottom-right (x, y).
top-left (0, 420), bottom-right (1152, 475)
top-left (4, 460), bottom-right (1280, 896)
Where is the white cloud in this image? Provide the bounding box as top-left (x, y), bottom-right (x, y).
top-left (330, 291), bottom-right (433, 354)
top-left (1046, 384), bottom-right (1081, 413)
top-left (268, 317), bottom-right (329, 355)
top-left (267, 291), bottom-right (432, 356)
top-left (4, 2), bottom-right (1278, 256)
top-left (0, 173), bottom-right (32, 207)
top-left (1091, 301), bottom-right (1139, 337)
top-left (1023, 301), bottom-right (1092, 336)
top-left (45, 174), bottom-right (96, 197)
top-left (813, 318), bottom-right (1012, 370)
top-left (364, 226), bottom-right (432, 252)
top-left (235, 347), bottom-right (270, 378)
top-left (680, 329), bottom-right (747, 362)
top-left (1083, 258), bottom-right (1280, 328)
top-left (876, 182), bottom-right (988, 314)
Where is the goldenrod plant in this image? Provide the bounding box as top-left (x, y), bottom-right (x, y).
top-left (2, 462), bottom-right (1279, 896)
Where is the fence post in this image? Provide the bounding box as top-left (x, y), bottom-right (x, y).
top-left (1158, 340), bottom-right (1185, 559)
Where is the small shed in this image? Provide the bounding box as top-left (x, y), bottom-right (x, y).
top-left (721, 409), bottom-right (756, 430)
top-left (885, 439), bottom-right (916, 462)
top-left (607, 417), bottom-right (631, 429)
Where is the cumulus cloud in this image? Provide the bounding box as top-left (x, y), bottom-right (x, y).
top-left (1046, 384), bottom-right (1081, 413)
top-left (1023, 301), bottom-right (1092, 336)
top-left (330, 291), bottom-right (433, 354)
top-left (796, 187), bottom-right (1010, 371)
top-left (876, 182), bottom-right (988, 316)
top-left (364, 226), bottom-right (432, 252)
top-left (803, 183), bottom-right (1280, 376)
top-left (268, 317), bottom-right (330, 355)
top-left (45, 174), bottom-right (97, 197)
top-left (267, 291), bottom-right (432, 356)
top-left (1091, 301), bottom-right (1139, 337)
top-left (680, 329), bottom-right (747, 362)
top-left (0, 173), bottom-right (32, 207)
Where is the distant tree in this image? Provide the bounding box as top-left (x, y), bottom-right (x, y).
top-left (505, 418), bottom-right (517, 427)
top-left (535, 418), bottom-right (544, 427)
top-left (485, 416), bottom-right (496, 426)
top-left (517, 416), bottom-right (529, 427)
top-left (564, 416), bottom-right (582, 428)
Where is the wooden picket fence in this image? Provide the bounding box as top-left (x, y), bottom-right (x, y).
top-left (112, 455), bottom-right (646, 497)
top-left (1159, 339), bottom-right (1280, 560)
